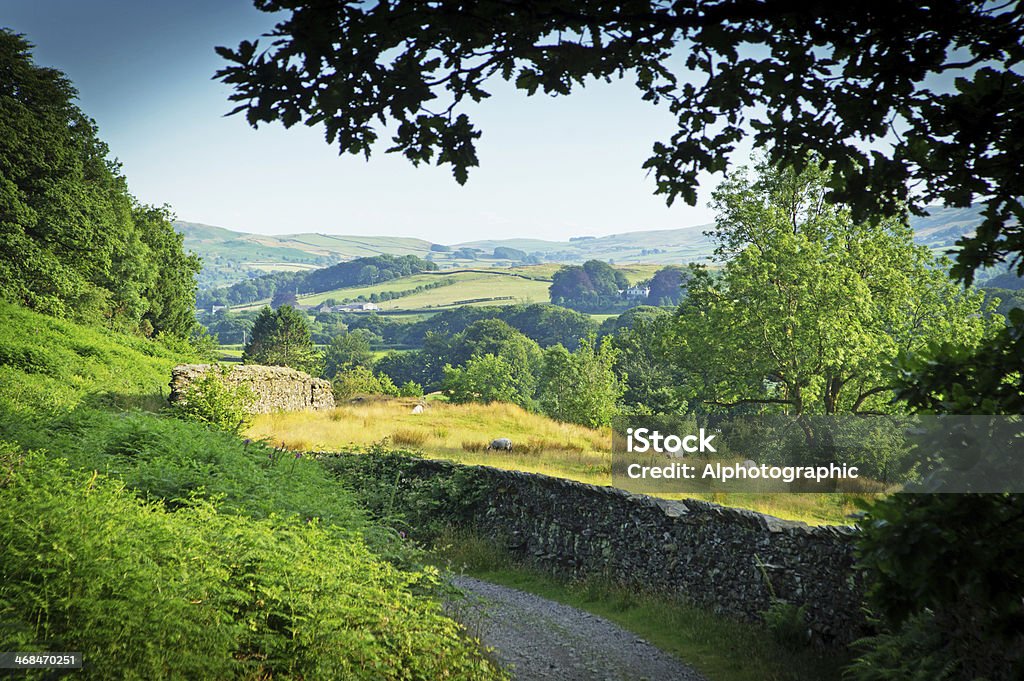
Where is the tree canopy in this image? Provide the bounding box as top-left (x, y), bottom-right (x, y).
top-left (673, 159), bottom-right (997, 416)
top-left (217, 1), bottom-right (1023, 283)
top-left (243, 305), bottom-right (321, 374)
top-left (1, 30), bottom-right (200, 336)
top-left (549, 260), bottom-right (629, 310)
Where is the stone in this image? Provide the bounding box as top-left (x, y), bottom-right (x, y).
top-left (169, 363), bottom-right (334, 414)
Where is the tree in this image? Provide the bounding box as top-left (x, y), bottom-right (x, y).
top-left (442, 354), bottom-right (522, 406)
top-left (0, 30), bottom-right (199, 335)
top-left (242, 305), bottom-right (320, 374)
top-left (673, 160), bottom-right (997, 418)
top-left (445, 320), bottom-right (542, 406)
top-left (492, 246), bottom-right (527, 260)
top-left (538, 336), bottom-right (622, 428)
top-left (270, 288), bottom-right (298, 309)
top-left (549, 261), bottom-right (628, 310)
top-left (645, 266), bottom-right (688, 306)
top-left (333, 365), bottom-right (399, 399)
top-left (606, 307), bottom-right (683, 415)
top-left (322, 329), bottom-right (373, 379)
top-left (134, 204), bottom-right (202, 337)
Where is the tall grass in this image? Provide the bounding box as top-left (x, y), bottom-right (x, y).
top-left (250, 399), bottom-right (863, 525)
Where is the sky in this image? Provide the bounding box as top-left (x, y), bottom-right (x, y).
top-left (1, 0), bottom-right (741, 243)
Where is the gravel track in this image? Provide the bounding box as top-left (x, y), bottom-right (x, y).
top-left (448, 576), bottom-right (707, 681)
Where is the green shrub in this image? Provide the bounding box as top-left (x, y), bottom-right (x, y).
top-left (333, 365), bottom-right (399, 399)
top-left (399, 380), bottom-right (424, 397)
top-left (168, 366), bottom-right (254, 434)
top-left (763, 600), bottom-right (811, 651)
top-left (0, 446), bottom-right (505, 680)
top-left (845, 613), bottom-right (960, 681)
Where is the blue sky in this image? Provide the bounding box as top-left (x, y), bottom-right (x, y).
top-left (2, 1), bottom-right (744, 242)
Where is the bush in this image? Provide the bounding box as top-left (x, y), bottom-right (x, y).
top-left (763, 600), bottom-right (811, 651)
top-left (0, 446), bottom-right (505, 680)
top-left (399, 380), bottom-right (424, 397)
top-left (333, 366), bottom-right (399, 399)
top-left (168, 366), bottom-right (254, 434)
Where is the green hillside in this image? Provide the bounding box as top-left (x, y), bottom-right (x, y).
top-left (229, 264), bottom-right (663, 313)
top-left (0, 301), bottom-right (503, 679)
top-left (178, 204), bottom-right (986, 292)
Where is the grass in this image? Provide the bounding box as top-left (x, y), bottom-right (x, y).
top-left (247, 398), bottom-right (863, 525)
top-left (434, 528), bottom-right (850, 681)
top-left (232, 269), bottom-right (553, 312)
top-left (230, 264), bottom-right (671, 312)
top-left (0, 301), bottom-right (505, 680)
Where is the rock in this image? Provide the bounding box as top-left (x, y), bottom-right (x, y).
top-left (169, 364), bottom-right (334, 414)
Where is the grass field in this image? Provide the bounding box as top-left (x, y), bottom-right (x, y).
top-left (230, 263), bottom-right (671, 313)
top-left (247, 398), bottom-right (862, 526)
top-left (232, 268), bottom-right (557, 312)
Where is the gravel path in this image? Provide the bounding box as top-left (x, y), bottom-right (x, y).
top-left (448, 576), bottom-right (707, 681)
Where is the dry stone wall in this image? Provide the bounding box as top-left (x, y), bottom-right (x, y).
top-left (170, 364), bottom-right (334, 414)
top-left (335, 455), bottom-right (866, 645)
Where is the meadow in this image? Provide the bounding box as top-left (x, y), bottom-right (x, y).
top-left (247, 398), bottom-right (862, 526)
top-left (231, 263), bottom-right (666, 313)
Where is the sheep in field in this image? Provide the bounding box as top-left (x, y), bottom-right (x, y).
top-left (487, 438), bottom-right (513, 452)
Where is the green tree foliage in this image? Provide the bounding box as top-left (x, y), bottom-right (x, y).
top-left (333, 365), bottom-right (399, 400)
top-left (438, 320), bottom-right (542, 407)
top-left (645, 266), bottom-right (689, 306)
top-left (198, 254), bottom-right (437, 308)
top-left (323, 329), bottom-right (373, 379)
top-left (605, 307), bottom-right (683, 415)
top-left (442, 354), bottom-right (521, 406)
top-left (538, 336), bottom-right (622, 428)
top-left (549, 260), bottom-right (629, 311)
top-left (270, 287), bottom-right (298, 309)
top-left (242, 305), bottom-right (320, 374)
top-left (492, 246), bottom-right (527, 260)
top-left (168, 367), bottom-right (254, 435)
top-left (203, 309), bottom-right (253, 345)
top-left (672, 160), bottom-right (997, 417)
top-left (378, 320), bottom-right (545, 394)
top-left (0, 31), bottom-right (200, 336)
top-left (398, 304), bottom-right (597, 350)
top-left (850, 493), bottom-right (1024, 681)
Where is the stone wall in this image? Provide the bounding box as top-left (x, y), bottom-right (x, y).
top-left (170, 364), bottom-right (334, 414)
top-left (337, 455), bottom-right (866, 645)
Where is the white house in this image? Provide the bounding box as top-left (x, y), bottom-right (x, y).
top-left (338, 302), bottom-right (380, 312)
top-left (622, 286), bottom-right (650, 298)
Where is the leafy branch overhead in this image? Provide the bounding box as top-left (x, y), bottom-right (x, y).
top-left (217, 0), bottom-right (1023, 281)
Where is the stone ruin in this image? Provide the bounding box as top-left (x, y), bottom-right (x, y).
top-left (169, 364), bottom-right (334, 414)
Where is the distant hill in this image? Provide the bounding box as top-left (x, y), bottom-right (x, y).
top-left (176, 204), bottom-right (985, 290)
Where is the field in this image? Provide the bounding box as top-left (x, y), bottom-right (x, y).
top-left (247, 398), bottom-right (862, 526)
top-left (231, 263), bottom-right (668, 314)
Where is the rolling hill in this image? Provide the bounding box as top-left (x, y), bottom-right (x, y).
top-left (177, 204), bottom-right (986, 290)
top-left (229, 265), bottom-right (663, 314)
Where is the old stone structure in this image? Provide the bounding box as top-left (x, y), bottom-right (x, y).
top-left (169, 364), bottom-right (334, 414)
top-left (333, 454), bottom-right (866, 645)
